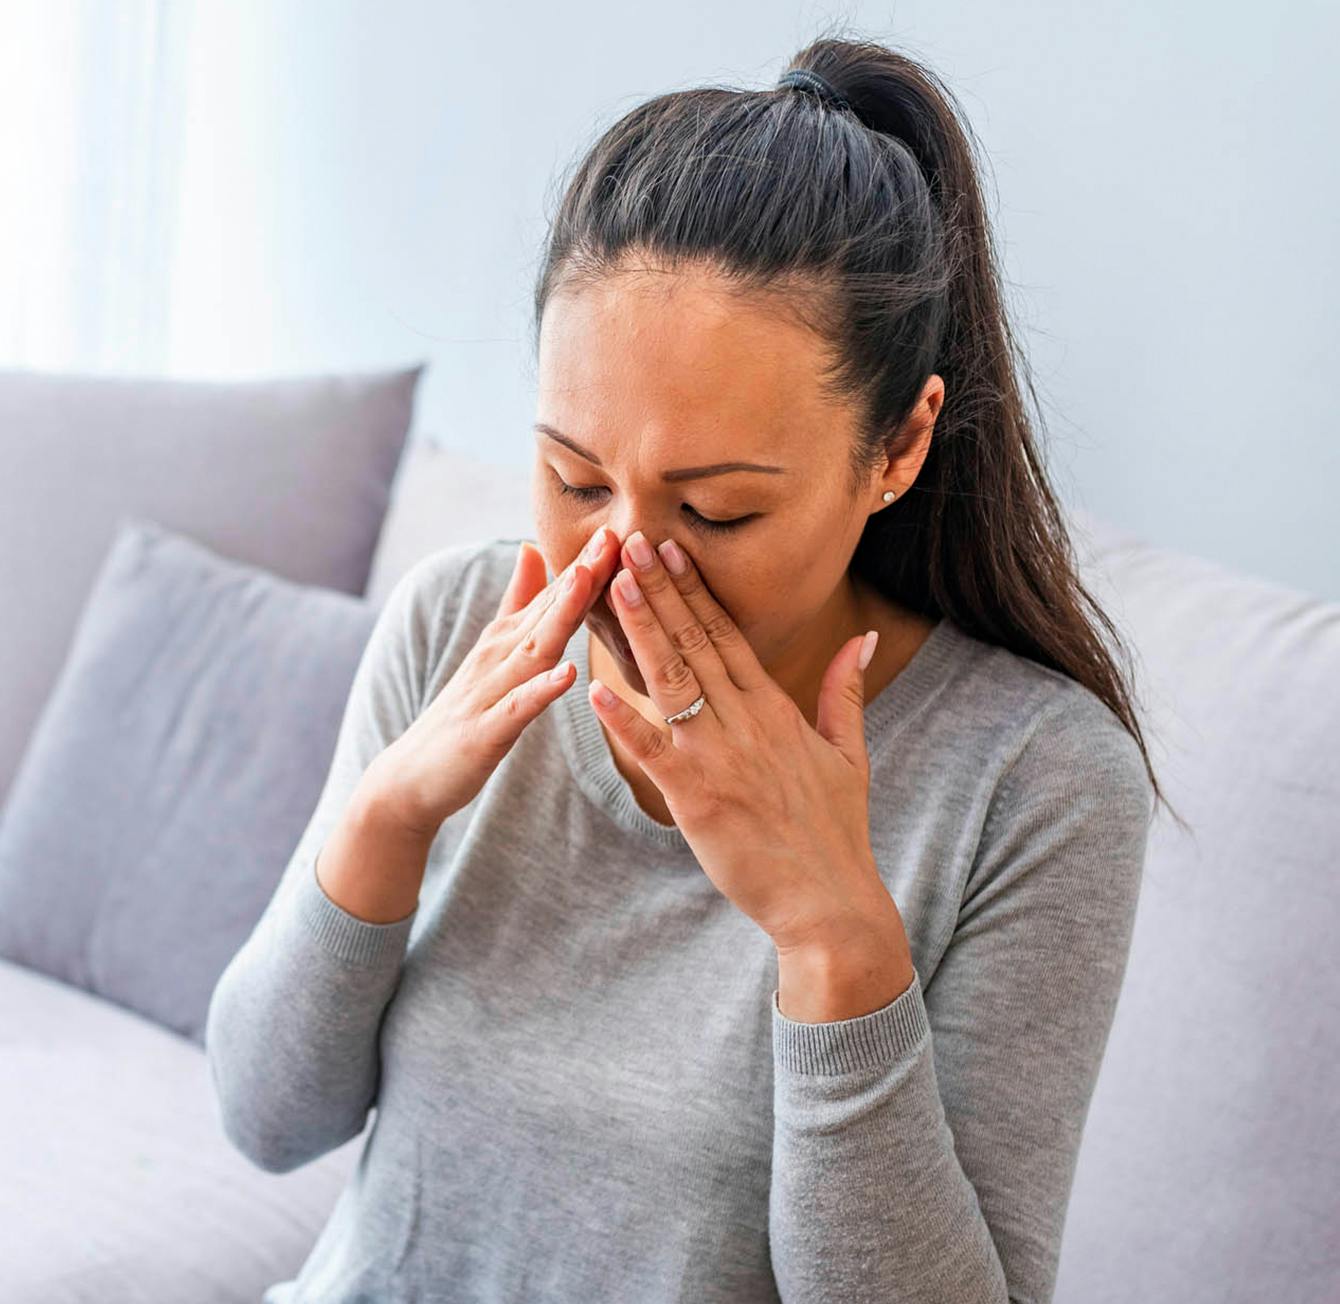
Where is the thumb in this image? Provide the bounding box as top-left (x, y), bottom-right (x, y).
top-left (814, 629), bottom-right (878, 770)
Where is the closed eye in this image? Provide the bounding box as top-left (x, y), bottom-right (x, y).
top-left (555, 480), bottom-right (759, 535)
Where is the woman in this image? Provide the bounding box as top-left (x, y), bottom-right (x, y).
top-left (207, 33), bottom-right (1171, 1304)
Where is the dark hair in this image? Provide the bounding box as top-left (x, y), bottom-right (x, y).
top-left (529, 27), bottom-right (1180, 828)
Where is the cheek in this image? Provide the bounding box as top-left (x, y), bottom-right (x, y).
top-left (703, 546), bottom-right (818, 649)
top-left (530, 473), bottom-right (577, 545)
top-left (529, 507), bottom-right (585, 579)
top-left (683, 559), bottom-right (761, 640)
top-left (699, 544), bottom-right (781, 613)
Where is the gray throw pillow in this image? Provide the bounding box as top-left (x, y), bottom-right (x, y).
top-left (0, 362), bottom-right (423, 813)
top-left (0, 517), bottom-right (379, 1045)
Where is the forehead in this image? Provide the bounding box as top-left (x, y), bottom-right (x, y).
top-left (537, 270), bottom-right (847, 461)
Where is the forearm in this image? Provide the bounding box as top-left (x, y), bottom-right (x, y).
top-left (315, 762), bottom-right (436, 923)
top-left (770, 896), bottom-right (1010, 1301)
top-left (769, 966), bottom-right (1010, 1303)
top-left (775, 890), bottom-right (916, 1023)
top-left (205, 770), bottom-right (428, 1173)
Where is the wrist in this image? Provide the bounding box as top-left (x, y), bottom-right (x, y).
top-left (313, 778), bottom-right (435, 927)
top-left (359, 755), bottom-right (447, 843)
top-left (775, 900), bottom-right (916, 1023)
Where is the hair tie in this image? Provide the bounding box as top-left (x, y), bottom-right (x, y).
top-left (776, 68), bottom-right (852, 114)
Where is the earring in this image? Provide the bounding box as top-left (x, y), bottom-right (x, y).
top-left (882, 490), bottom-right (896, 503)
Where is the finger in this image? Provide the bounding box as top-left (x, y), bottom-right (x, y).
top-left (614, 530), bottom-right (736, 699)
top-left (513, 524), bottom-right (618, 638)
top-left (502, 560), bottom-right (591, 674)
top-left (608, 562), bottom-right (723, 730)
top-left (587, 675), bottom-right (691, 790)
top-left (494, 541), bottom-right (549, 619)
top-left (815, 632), bottom-right (875, 772)
top-left (653, 536), bottom-right (770, 693)
top-left (484, 655), bottom-right (576, 738)
top-left (477, 558), bottom-right (587, 714)
top-left (501, 522), bottom-right (621, 680)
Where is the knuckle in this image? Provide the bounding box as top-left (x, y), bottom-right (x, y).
top-left (488, 613), bottom-right (528, 654)
top-left (520, 586), bottom-right (554, 620)
top-left (701, 608), bottom-right (738, 645)
top-left (640, 567), bottom-right (674, 598)
top-left (660, 655), bottom-right (697, 695)
top-left (671, 564), bottom-right (701, 592)
top-left (455, 713), bottom-right (483, 755)
top-left (669, 617), bottom-right (710, 658)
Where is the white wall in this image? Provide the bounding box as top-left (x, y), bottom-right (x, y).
top-left (5, 1), bottom-right (1336, 600)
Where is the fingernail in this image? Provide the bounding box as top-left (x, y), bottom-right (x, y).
top-left (857, 629), bottom-right (879, 671)
top-left (658, 538), bottom-right (687, 575)
top-left (616, 569), bottom-right (643, 606)
top-left (626, 531), bottom-right (655, 570)
top-left (583, 526), bottom-right (608, 562)
top-left (563, 567), bottom-right (579, 592)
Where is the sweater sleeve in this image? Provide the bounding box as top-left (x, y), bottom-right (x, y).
top-left (204, 552), bottom-right (448, 1175)
top-left (768, 693), bottom-right (1155, 1304)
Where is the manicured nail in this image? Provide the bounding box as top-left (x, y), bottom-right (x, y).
top-left (626, 531), bottom-right (655, 570)
top-left (857, 629), bottom-right (879, 671)
top-left (616, 569), bottom-right (643, 606)
top-left (658, 538), bottom-right (687, 575)
top-left (591, 678), bottom-right (618, 707)
top-left (549, 661), bottom-right (571, 682)
top-left (583, 526), bottom-right (609, 561)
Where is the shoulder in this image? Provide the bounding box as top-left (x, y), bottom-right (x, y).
top-left (384, 536), bottom-right (529, 637)
top-left (1010, 679), bottom-right (1152, 827)
top-left (393, 535), bottom-right (526, 607)
top-left (921, 628), bottom-right (1157, 925)
top-left (935, 621), bottom-right (1154, 831)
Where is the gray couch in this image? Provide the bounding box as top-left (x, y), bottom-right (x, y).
top-left (0, 368), bottom-right (1334, 1302)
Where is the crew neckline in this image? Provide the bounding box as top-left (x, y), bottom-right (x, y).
top-left (553, 614), bottom-right (966, 853)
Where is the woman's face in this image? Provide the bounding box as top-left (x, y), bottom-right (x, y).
top-left (532, 265), bottom-right (936, 698)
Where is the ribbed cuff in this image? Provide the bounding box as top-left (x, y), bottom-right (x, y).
top-left (772, 966), bottom-right (930, 1075)
top-left (294, 852), bottom-right (418, 967)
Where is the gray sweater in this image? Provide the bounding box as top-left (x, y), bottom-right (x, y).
top-left (205, 537), bottom-right (1154, 1304)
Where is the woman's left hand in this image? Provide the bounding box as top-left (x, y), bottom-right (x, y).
top-left (590, 531), bottom-right (904, 959)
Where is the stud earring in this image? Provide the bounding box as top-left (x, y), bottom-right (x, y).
top-left (882, 490), bottom-right (896, 503)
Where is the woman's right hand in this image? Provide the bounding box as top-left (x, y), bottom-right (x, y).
top-left (367, 525), bottom-right (620, 840)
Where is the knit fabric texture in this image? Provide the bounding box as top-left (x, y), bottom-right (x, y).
top-left (205, 537), bottom-right (1154, 1304)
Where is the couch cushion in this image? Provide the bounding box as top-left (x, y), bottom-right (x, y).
top-left (1056, 507), bottom-right (1340, 1303)
top-left (0, 519), bottom-right (379, 1044)
top-left (0, 363), bottom-right (424, 812)
top-left (0, 957), bottom-right (362, 1304)
top-left (366, 438), bottom-right (532, 606)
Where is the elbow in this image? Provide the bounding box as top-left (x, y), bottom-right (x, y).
top-left (215, 1101), bottom-right (369, 1174)
top-left (203, 975), bottom-right (375, 1173)
top-left (207, 1054), bottom-right (373, 1173)
top-left (219, 1116), bottom-right (308, 1174)
top-left (202, 1020), bottom-right (306, 1173)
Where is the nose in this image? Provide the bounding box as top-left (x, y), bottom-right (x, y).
top-left (591, 511), bottom-right (672, 561)
top-left (598, 522), bottom-right (694, 584)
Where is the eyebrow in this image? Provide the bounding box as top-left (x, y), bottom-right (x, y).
top-left (534, 423), bottom-right (787, 483)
